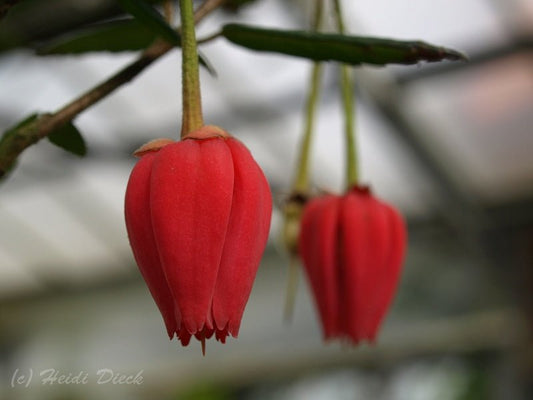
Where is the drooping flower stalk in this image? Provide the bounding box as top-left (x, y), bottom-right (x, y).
top-left (293, 63), bottom-right (323, 195)
top-left (179, 0), bottom-right (203, 136)
top-left (282, 0), bottom-right (324, 321)
top-left (333, 0), bottom-right (358, 188)
top-left (125, 1), bottom-right (273, 354)
top-left (297, 0), bottom-right (407, 345)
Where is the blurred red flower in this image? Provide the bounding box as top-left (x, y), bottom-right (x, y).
top-left (299, 186), bottom-right (406, 343)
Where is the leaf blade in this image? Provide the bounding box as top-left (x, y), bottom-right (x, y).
top-left (48, 122), bottom-right (87, 157)
top-left (118, 0), bottom-right (180, 46)
top-left (221, 24), bottom-right (467, 66)
top-left (36, 17), bottom-right (217, 76)
top-left (38, 19), bottom-right (156, 55)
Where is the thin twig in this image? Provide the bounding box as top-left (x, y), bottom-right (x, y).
top-left (0, 0), bottom-right (227, 178)
top-left (197, 30), bottom-right (222, 44)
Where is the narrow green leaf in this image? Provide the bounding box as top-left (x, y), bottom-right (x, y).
top-left (48, 122), bottom-right (87, 157)
top-left (118, 0), bottom-right (180, 46)
top-left (38, 19), bottom-right (156, 54)
top-left (36, 18), bottom-right (217, 77)
top-left (222, 24), bottom-right (467, 66)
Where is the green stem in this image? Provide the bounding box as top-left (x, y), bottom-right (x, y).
top-left (283, 256), bottom-right (300, 323)
top-left (179, 0), bottom-right (203, 137)
top-left (333, 0), bottom-right (346, 33)
top-left (282, 0), bottom-right (324, 323)
top-left (333, 0), bottom-right (358, 187)
top-left (292, 0), bottom-right (324, 193)
top-left (339, 65), bottom-right (358, 187)
top-left (294, 62), bottom-right (323, 192)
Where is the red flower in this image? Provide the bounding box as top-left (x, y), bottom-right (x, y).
top-left (298, 186), bottom-right (406, 343)
top-left (124, 126), bottom-right (272, 351)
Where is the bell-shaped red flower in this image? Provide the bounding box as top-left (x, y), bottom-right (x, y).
top-left (298, 186), bottom-right (406, 344)
top-left (124, 125), bottom-right (272, 350)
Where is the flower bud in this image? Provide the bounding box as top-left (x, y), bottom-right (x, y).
top-left (125, 125), bottom-right (272, 350)
top-left (298, 186), bottom-right (406, 343)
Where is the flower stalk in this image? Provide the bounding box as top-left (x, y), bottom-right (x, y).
top-left (179, 0), bottom-right (204, 137)
top-left (333, 0), bottom-right (359, 188)
top-left (283, 0), bottom-right (324, 321)
top-left (293, 62), bottom-right (323, 193)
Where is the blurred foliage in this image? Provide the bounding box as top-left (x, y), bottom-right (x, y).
top-left (223, 0), bottom-right (260, 13)
top-left (37, 19), bottom-right (156, 54)
top-left (118, 0), bottom-right (180, 45)
top-left (0, 0), bottom-right (466, 69)
top-left (459, 366), bottom-right (490, 400)
top-left (0, 0), bottom-right (167, 52)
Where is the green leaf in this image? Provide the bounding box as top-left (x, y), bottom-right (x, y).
top-left (38, 19), bottom-right (156, 54)
top-left (221, 24), bottom-right (467, 66)
top-left (5, 113), bottom-right (39, 133)
top-left (36, 17), bottom-right (217, 77)
top-left (48, 122), bottom-right (87, 157)
top-left (118, 0), bottom-right (180, 46)
top-left (0, 113), bottom-right (40, 179)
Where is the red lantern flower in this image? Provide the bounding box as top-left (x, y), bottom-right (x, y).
top-left (124, 125), bottom-right (272, 351)
top-left (298, 186), bottom-right (406, 344)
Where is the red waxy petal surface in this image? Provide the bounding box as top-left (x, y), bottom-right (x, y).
top-left (211, 138), bottom-right (272, 337)
top-left (125, 128), bottom-right (272, 349)
top-left (299, 186), bottom-right (406, 344)
top-left (299, 195), bottom-right (341, 339)
top-left (124, 153), bottom-right (177, 338)
top-left (150, 139), bottom-right (234, 335)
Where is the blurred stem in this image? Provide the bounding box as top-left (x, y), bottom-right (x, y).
top-left (339, 65), bottom-right (358, 187)
top-left (197, 31), bottom-right (222, 44)
top-left (292, 0), bottom-right (324, 193)
top-left (332, 0), bottom-right (346, 32)
top-left (0, 0), bottom-right (226, 179)
top-left (283, 0), bottom-right (324, 322)
top-left (293, 62), bottom-right (322, 193)
top-left (179, 0), bottom-right (204, 137)
top-left (284, 257), bottom-right (300, 322)
top-left (283, 63), bottom-right (322, 321)
top-left (333, 0), bottom-right (359, 187)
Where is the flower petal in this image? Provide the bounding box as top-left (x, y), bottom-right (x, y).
top-left (125, 152), bottom-right (177, 338)
top-left (211, 138), bottom-right (272, 337)
top-left (300, 195), bottom-right (341, 339)
top-left (150, 139), bottom-right (234, 335)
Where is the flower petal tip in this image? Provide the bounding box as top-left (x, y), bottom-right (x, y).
top-left (133, 138), bottom-right (175, 157)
